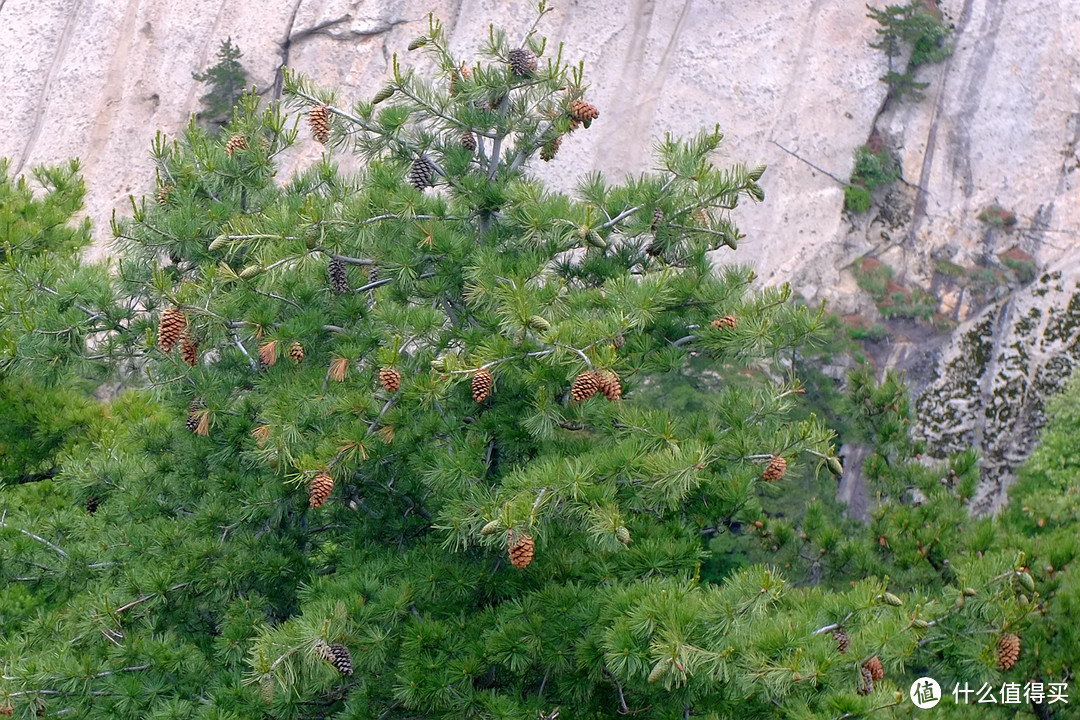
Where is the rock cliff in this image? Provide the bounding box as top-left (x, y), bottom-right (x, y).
top-left (2, 0), bottom-right (1079, 509)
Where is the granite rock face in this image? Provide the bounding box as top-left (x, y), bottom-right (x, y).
top-left (0, 0), bottom-right (884, 267)
top-left (3, 0), bottom-right (1079, 509)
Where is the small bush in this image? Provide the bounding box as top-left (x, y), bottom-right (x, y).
top-left (848, 322), bottom-right (889, 342)
top-left (852, 146), bottom-right (900, 190)
top-left (1003, 257), bottom-right (1036, 284)
top-left (880, 286), bottom-right (937, 320)
top-left (934, 259), bottom-right (965, 277)
top-left (978, 204), bottom-right (1018, 228)
top-left (844, 185), bottom-right (873, 213)
top-left (854, 259), bottom-right (894, 299)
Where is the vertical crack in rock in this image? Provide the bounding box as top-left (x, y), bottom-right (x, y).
top-left (946, 0), bottom-right (1005, 200)
top-left (273, 0), bottom-right (305, 98)
top-left (86, 0), bottom-right (143, 172)
top-left (15, 0), bottom-right (85, 175)
top-left (908, 0), bottom-right (978, 243)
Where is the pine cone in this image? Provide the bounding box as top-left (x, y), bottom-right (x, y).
top-left (85, 496), bottom-right (100, 515)
top-left (180, 333), bottom-right (199, 367)
top-left (259, 674), bottom-right (274, 704)
top-left (408, 155), bottom-right (436, 190)
top-left (857, 665), bottom-right (874, 695)
top-left (368, 265), bottom-right (380, 284)
top-left (309, 471), bottom-right (334, 509)
top-left (863, 656), bottom-right (884, 682)
top-left (711, 315), bottom-right (738, 331)
top-left (158, 308), bottom-right (187, 353)
top-left (997, 633), bottom-right (1020, 671)
top-left (288, 341), bottom-right (304, 364)
top-left (225, 133), bottom-right (247, 155)
top-left (327, 257), bottom-right (350, 294)
top-left (327, 643), bottom-right (354, 676)
top-left (472, 368), bottom-right (493, 403)
top-left (157, 184), bottom-right (173, 205)
top-left (540, 136), bottom-right (562, 162)
top-left (613, 332), bottom-right (625, 350)
top-left (651, 208), bottom-right (664, 229)
top-left (596, 371), bottom-right (622, 401)
top-left (508, 48), bottom-right (538, 76)
top-left (568, 99), bottom-right (599, 128)
top-left (309, 104), bottom-right (331, 144)
top-left (0, 702), bottom-right (13, 716)
top-left (833, 627), bottom-right (850, 653)
top-left (762, 455), bottom-right (788, 482)
top-left (186, 399), bottom-right (204, 434)
top-left (448, 63), bottom-right (471, 95)
top-left (570, 371), bottom-right (601, 402)
top-left (508, 530), bottom-right (535, 569)
top-left (379, 367), bottom-right (402, 393)
top-left (460, 130), bottom-right (477, 152)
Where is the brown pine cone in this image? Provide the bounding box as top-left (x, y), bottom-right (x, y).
top-left (596, 371), bottom-right (622, 401)
top-left (508, 48), bottom-right (538, 76)
top-left (570, 371), bottom-right (601, 402)
top-left (309, 104), bottom-right (331, 144)
top-left (460, 130), bottom-right (477, 152)
top-left (508, 530), bottom-right (535, 569)
top-left (309, 471), bottom-right (334, 509)
top-left (379, 366), bottom-right (402, 393)
top-left (762, 455), bottom-right (788, 482)
top-left (540, 136), bottom-right (562, 162)
top-left (158, 307), bottom-right (187, 353)
top-left (834, 627), bottom-right (850, 653)
top-left (225, 133), bottom-right (247, 155)
top-left (857, 665), bottom-right (874, 695)
top-left (997, 633), bottom-right (1020, 671)
top-left (326, 643), bottom-right (354, 676)
top-left (186, 399), bottom-right (207, 435)
top-left (449, 63), bottom-right (471, 95)
top-left (711, 315), bottom-right (738, 331)
top-left (863, 656), bottom-right (884, 682)
top-left (568, 99), bottom-right (599, 128)
top-left (408, 155), bottom-right (436, 190)
top-left (180, 333), bottom-right (199, 367)
top-left (327, 257), bottom-right (350, 294)
top-left (288, 341), bottom-right (304, 364)
top-left (472, 368), bottom-right (493, 402)
top-left (157, 184), bottom-right (174, 205)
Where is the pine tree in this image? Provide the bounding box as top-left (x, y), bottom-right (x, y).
top-left (867, 2), bottom-right (952, 101)
top-left (192, 38), bottom-right (249, 129)
top-left (1, 6), bottom-right (1074, 720)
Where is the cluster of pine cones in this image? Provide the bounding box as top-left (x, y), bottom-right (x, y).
top-left (570, 370), bottom-right (621, 402)
top-left (857, 656), bottom-right (885, 696)
top-left (159, 308), bottom-right (200, 367)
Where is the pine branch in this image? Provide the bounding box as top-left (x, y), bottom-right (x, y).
top-left (393, 81), bottom-right (495, 138)
top-left (0, 517), bottom-right (70, 559)
top-left (231, 329), bottom-right (258, 370)
top-left (114, 582), bottom-right (192, 614)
